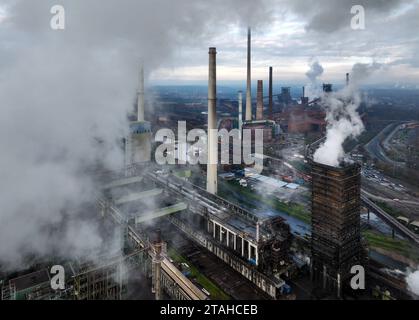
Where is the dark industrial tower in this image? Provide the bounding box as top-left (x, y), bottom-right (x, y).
top-left (310, 159), bottom-right (363, 298)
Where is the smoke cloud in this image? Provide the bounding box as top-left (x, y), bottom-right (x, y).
top-left (306, 60), bottom-right (324, 82)
top-left (0, 0), bottom-right (275, 270)
top-left (305, 60), bottom-right (324, 100)
top-left (287, 0), bottom-right (415, 33)
top-left (406, 269), bottom-right (419, 296)
top-left (313, 62), bottom-right (382, 167)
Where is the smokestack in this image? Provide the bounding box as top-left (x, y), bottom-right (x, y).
top-left (238, 91), bottom-right (243, 138)
top-left (245, 27), bottom-right (252, 121)
top-left (269, 66), bottom-right (273, 120)
top-left (137, 64), bottom-right (145, 122)
top-left (256, 80), bottom-right (263, 120)
top-left (346, 73), bottom-right (350, 86)
top-left (301, 86), bottom-right (309, 105)
top-left (207, 47), bottom-right (217, 194)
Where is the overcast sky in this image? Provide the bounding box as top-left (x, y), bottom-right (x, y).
top-left (153, 0), bottom-right (419, 86)
top-left (1, 0), bottom-right (419, 86)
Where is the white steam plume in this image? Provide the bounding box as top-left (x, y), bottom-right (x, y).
top-left (406, 269), bottom-right (419, 297)
top-left (313, 62), bottom-right (383, 167)
top-left (306, 60), bottom-right (324, 82)
top-left (305, 60), bottom-right (324, 100)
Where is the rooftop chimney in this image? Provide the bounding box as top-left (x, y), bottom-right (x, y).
top-left (137, 64), bottom-right (145, 122)
top-left (245, 27), bottom-right (252, 121)
top-left (269, 66), bottom-right (273, 120)
top-left (207, 47), bottom-right (218, 194)
top-left (256, 80), bottom-right (263, 120)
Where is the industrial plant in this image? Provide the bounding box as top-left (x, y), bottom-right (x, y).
top-left (1, 4), bottom-right (419, 304)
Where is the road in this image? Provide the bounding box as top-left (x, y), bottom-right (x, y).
top-left (365, 122), bottom-right (405, 165)
top-left (362, 189), bottom-right (419, 206)
top-left (383, 123), bottom-right (403, 150)
top-left (361, 193), bottom-right (419, 246)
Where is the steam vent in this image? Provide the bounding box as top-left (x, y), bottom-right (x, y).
top-left (309, 159), bottom-right (363, 298)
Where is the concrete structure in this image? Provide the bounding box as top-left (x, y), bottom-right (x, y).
top-left (125, 121), bottom-right (152, 165)
top-left (238, 90), bottom-right (243, 138)
top-left (278, 87), bottom-right (292, 105)
top-left (256, 80), bottom-right (264, 120)
top-left (362, 193), bottom-right (419, 245)
top-left (310, 159), bottom-right (363, 297)
top-left (268, 67), bottom-right (273, 120)
top-left (245, 27), bottom-right (252, 121)
top-left (125, 64), bottom-right (151, 166)
top-left (346, 73), bottom-right (350, 87)
top-left (206, 47), bottom-right (218, 194)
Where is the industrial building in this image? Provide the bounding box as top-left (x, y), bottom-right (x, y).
top-left (147, 169), bottom-right (294, 299)
top-left (275, 105), bottom-right (326, 134)
top-left (125, 64), bottom-right (152, 166)
top-left (1, 246), bottom-right (145, 300)
top-left (309, 159), bottom-right (365, 298)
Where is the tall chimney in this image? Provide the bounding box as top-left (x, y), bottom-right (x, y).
top-left (137, 64), bottom-right (145, 122)
top-left (269, 66), bottom-right (273, 120)
top-left (346, 73), bottom-right (350, 86)
top-left (245, 27), bottom-right (252, 121)
top-left (256, 80), bottom-right (263, 120)
top-left (238, 91), bottom-right (243, 138)
top-left (207, 48), bottom-right (218, 194)
top-left (301, 86), bottom-right (309, 105)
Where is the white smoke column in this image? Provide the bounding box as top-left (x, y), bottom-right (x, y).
top-left (313, 62), bottom-right (382, 167)
top-left (406, 269), bottom-right (419, 297)
top-left (305, 60), bottom-right (324, 100)
top-left (313, 88), bottom-right (364, 166)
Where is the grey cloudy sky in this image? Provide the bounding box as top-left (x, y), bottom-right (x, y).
top-left (151, 0), bottom-right (419, 85)
top-left (1, 0), bottom-right (419, 86)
